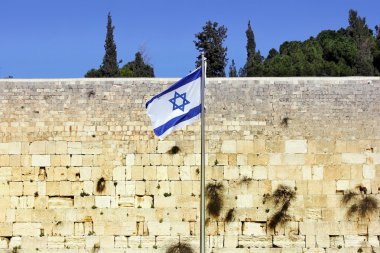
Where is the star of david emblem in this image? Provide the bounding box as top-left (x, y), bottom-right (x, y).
top-left (169, 91), bottom-right (190, 112)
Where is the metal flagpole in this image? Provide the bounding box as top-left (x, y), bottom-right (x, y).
top-left (200, 53), bottom-right (206, 253)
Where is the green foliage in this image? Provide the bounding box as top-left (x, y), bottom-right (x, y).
top-left (241, 21), bottom-right (263, 76)
top-left (100, 12), bottom-right (119, 77)
top-left (85, 68), bottom-right (103, 78)
top-left (258, 9), bottom-right (379, 76)
top-left (194, 21), bottom-right (228, 77)
top-left (347, 9), bottom-right (375, 75)
top-left (228, 59), bottom-right (238, 77)
top-left (120, 52), bottom-right (154, 77)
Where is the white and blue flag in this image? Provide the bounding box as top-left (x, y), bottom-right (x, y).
top-left (146, 68), bottom-right (202, 139)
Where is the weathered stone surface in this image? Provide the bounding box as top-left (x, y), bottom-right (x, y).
top-left (0, 77), bottom-right (380, 252)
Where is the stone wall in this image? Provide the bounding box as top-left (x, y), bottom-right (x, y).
top-left (0, 77), bottom-right (379, 253)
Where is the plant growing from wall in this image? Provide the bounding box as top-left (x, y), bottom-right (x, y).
top-left (263, 184), bottom-right (296, 230)
top-left (341, 186), bottom-right (379, 220)
top-left (166, 242), bottom-right (194, 253)
top-left (96, 177), bottom-right (106, 193)
top-left (225, 208), bottom-right (236, 223)
top-left (206, 182), bottom-right (224, 218)
top-left (167, 146), bottom-right (180, 154)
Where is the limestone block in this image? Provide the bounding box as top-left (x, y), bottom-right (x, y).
top-left (32, 155), bottom-right (51, 166)
top-left (336, 180), bottom-right (350, 191)
top-left (135, 195), bottom-right (153, 208)
top-left (315, 234), bottom-right (330, 248)
top-left (113, 167), bottom-right (126, 182)
top-left (55, 141), bottom-right (67, 154)
top-left (330, 235), bottom-right (344, 248)
top-left (0, 167), bottom-right (11, 181)
top-left (342, 153), bottom-right (366, 164)
top-left (0, 142), bottom-right (21, 154)
top-left (238, 235), bottom-right (272, 248)
top-left (128, 236), bottom-right (142, 248)
top-left (179, 166), bottom-right (191, 180)
top-left (237, 154), bottom-right (247, 166)
top-left (126, 154), bottom-right (135, 165)
top-left (13, 222), bottom-right (41, 236)
top-left (252, 166), bottom-right (268, 180)
top-left (273, 235), bottom-right (305, 248)
top-left (118, 196), bottom-right (134, 207)
top-left (0, 222), bottom-right (12, 236)
top-left (171, 222), bottom-right (189, 235)
top-left (237, 141), bottom-right (254, 153)
top-left (143, 166), bottom-right (156, 180)
top-left (156, 166), bottom-right (168, 180)
top-left (147, 221), bottom-right (171, 235)
top-left (363, 165), bottom-right (375, 179)
top-left (68, 142), bottom-right (81, 154)
top-left (221, 140), bottom-right (236, 153)
top-left (236, 195), bottom-right (253, 208)
top-left (29, 141), bottom-right (47, 154)
top-left (95, 196), bottom-right (111, 208)
top-left (71, 155), bottom-right (83, 166)
top-left (312, 166), bottom-right (324, 180)
top-left (344, 235), bottom-right (367, 247)
top-left (47, 236), bottom-right (65, 248)
top-left (0, 237), bottom-right (8, 249)
top-left (48, 197), bottom-right (74, 208)
top-left (114, 235), bottom-right (128, 248)
top-left (210, 235), bottom-right (224, 248)
top-left (104, 221), bottom-right (137, 236)
top-left (285, 140), bottom-right (307, 154)
top-left (64, 236), bottom-right (86, 248)
top-left (157, 141), bottom-right (175, 153)
top-left (283, 154), bottom-right (305, 165)
top-left (9, 236), bottom-right (21, 249)
top-left (242, 222), bottom-right (266, 235)
top-left (79, 167), bottom-right (91, 181)
top-left (224, 166), bottom-right (239, 180)
top-left (299, 222), bottom-right (316, 235)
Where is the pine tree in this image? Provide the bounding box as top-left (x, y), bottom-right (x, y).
top-left (120, 52), bottom-right (154, 77)
top-left (347, 9), bottom-right (375, 75)
top-left (194, 21), bottom-right (228, 77)
top-left (100, 12), bottom-right (119, 77)
top-left (229, 60), bottom-right (238, 77)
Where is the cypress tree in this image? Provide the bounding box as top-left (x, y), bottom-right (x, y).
top-left (243, 21), bottom-right (263, 76)
top-left (100, 12), bottom-right (119, 77)
top-left (194, 21), bottom-right (228, 77)
top-left (228, 60), bottom-right (238, 77)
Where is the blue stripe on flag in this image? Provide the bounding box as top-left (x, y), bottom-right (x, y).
top-left (153, 104), bottom-right (201, 137)
top-left (145, 68), bottom-right (201, 109)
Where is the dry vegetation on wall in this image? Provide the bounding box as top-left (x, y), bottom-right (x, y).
top-left (206, 182), bottom-right (224, 218)
top-left (166, 243), bottom-right (194, 253)
top-left (263, 184), bottom-right (297, 230)
top-left (341, 186), bottom-right (379, 220)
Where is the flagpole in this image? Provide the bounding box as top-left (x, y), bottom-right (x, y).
top-left (200, 53), bottom-right (206, 253)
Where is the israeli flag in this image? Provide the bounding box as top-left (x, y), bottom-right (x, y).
top-left (146, 68), bottom-right (202, 139)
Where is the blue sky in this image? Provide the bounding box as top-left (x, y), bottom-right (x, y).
top-left (1, 0), bottom-right (379, 78)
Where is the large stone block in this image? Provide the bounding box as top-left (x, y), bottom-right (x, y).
top-left (285, 140), bottom-right (307, 154)
top-left (32, 155), bottom-right (51, 166)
